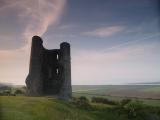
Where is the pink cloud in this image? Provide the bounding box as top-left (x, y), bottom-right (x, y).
top-left (0, 0), bottom-right (66, 85)
top-left (0, 0), bottom-right (66, 51)
top-left (83, 26), bottom-right (125, 37)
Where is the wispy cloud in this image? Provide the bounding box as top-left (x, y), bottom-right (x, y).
top-left (21, 0), bottom-right (66, 50)
top-left (0, 0), bottom-right (66, 85)
top-left (58, 24), bottom-right (76, 30)
top-left (102, 33), bottom-right (160, 52)
top-left (83, 26), bottom-right (125, 37)
top-left (0, 0), bottom-right (66, 51)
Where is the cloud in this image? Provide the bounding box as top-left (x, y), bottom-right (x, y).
top-left (83, 26), bottom-right (125, 37)
top-left (22, 0), bottom-right (66, 50)
top-left (58, 24), bottom-right (76, 30)
top-left (0, 0), bottom-right (66, 85)
top-left (0, 0), bottom-right (66, 50)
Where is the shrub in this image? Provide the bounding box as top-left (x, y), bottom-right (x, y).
top-left (72, 96), bottom-right (91, 110)
top-left (14, 89), bottom-right (24, 95)
top-left (120, 98), bottom-right (132, 106)
top-left (1, 90), bottom-right (11, 95)
top-left (91, 97), bottom-right (118, 105)
top-left (125, 100), bottom-right (146, 119)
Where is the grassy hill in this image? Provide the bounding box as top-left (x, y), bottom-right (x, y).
top-left (0, 96), bottom-right (91, 120)
top-left (1, 96), bottom-right (160, 120)
top-left (0, 96), bottom-right (125, 120)
top-left (1, 85), bottom-right (160, 120)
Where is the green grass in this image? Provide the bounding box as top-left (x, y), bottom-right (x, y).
top-left (0, 96), bottom-right (93, 120)
top-left (1, 96), bottom-right (160, 120)
top-left (0, 96), bottom-right (128, 120)
top-left (1, 85), bottom-right (160, 120)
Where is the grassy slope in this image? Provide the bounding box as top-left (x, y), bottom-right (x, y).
top-left (0, 96), bottom-right (126, 120)
top-left (0, 96), bottom-right (92, 120)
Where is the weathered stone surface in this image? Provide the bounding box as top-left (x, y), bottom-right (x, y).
top-left (26, 36), bottom-right (72, 100)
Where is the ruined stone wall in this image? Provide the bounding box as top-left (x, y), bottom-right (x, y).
top-left (26, 36), bottom-right (72, 100)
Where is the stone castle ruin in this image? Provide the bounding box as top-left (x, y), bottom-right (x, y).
top-left (26, 36), bottom-right (72, 100)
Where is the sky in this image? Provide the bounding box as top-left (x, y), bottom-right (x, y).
top-left (0, 0), bottom-right (160, 85)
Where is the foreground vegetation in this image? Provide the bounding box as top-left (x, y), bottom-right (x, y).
top-left (1, 96), bottom-right (160, 120)
top-left (1, 85), bottom-right (160, 120)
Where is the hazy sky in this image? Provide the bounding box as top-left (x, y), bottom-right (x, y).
top-left (0, 0), bottom-right (160, 85)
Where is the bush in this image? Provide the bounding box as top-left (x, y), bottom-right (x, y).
top-left (120, 99), bottom-right (132, 106)
top-left (72, 96), bottom-right (91, 110)
top-left (0, 90), bottom-right (11, 96)
top-left (91, 97), bottom-right (118, 105)
top-left (14, 89), bottom-right (24, 95)
top-left (125, 100), bottom-right (146, 119)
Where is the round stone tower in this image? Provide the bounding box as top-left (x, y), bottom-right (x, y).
top-left (26, 36), bottom-right (44, 96)
top-left (59, 42), bottom-right (72, 100)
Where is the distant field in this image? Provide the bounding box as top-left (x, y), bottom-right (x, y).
top-left (72, 85), bottom-right (160, 99)
top-left (1, 85), bottom-right (160, 107)
top-left (72, 85), bottom-right (160, 106)
top-left (143, 86), bottom-right (160, 93)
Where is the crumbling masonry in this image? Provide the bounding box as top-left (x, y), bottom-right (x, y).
top-left (26, 36), bottom-right (72, 100)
